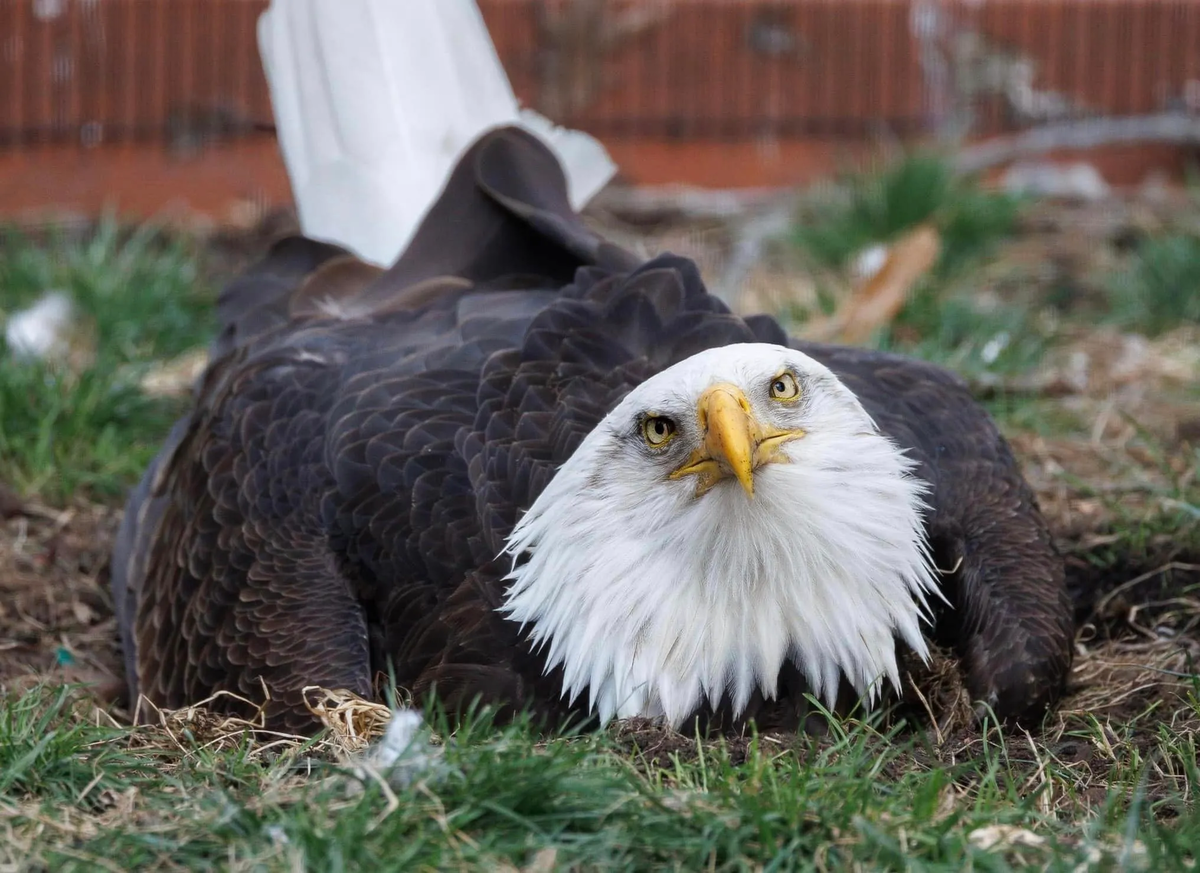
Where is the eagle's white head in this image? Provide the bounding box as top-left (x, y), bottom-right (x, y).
top-left (500, 342), bottom-right (938, 728)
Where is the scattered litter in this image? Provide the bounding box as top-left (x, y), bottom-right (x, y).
top-left (850, 244), bottom-right (890, 284)
top-left (303, 686), bottom-right (443, 789)
top-left (968, 824), bottom-right (1046, 852)
top-left (1074, 839), bottom-right (1149, 872)
top-left (4, 291), bottom-right (96, 371)
top-left (263, 824), bottom-right (290, 847)
top-left (980, 331), bottom-right (1011, 365)
top-left (356, 708), bottom-right (443, 788)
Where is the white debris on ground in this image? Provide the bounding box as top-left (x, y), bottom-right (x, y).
top-left (351, 708), bottom-right (444, 789)
top-left (5, 291), bottom-right (78, 363)
top-left (137, 348), bottom-right (210, 398)
top-left (302, 687), bottom-right (444, 792)
top-left (850, 243), bottom-right (891, 284)
top-left (979, 331), bottom-right (1011, 365)
top-left (967, 825), bottom-right (1047, 852)
top-left (1001, 161), bottom-right (1111, 202)
top-left (968, 825), bottom-right (1151, 872)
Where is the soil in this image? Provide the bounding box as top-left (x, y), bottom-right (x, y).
top-left (0, 501), bottom-right (124, 697)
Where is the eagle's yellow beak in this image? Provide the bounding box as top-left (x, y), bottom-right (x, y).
top-left (669, 383), bottom-right (804, 498)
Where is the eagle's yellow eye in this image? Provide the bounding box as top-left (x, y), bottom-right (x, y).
top-left (642, 415), bottom-right (677, 447)
top-left (769, 372), bottom-right (801, 402)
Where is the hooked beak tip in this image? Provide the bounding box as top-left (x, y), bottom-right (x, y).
top-left (701, 385), bottom-right (757, 498)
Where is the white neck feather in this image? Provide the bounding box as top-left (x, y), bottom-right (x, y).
top-left (499, 350), bottom-right (940, 728)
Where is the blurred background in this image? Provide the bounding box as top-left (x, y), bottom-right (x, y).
top-left (0, 0), bottom-right (1196, 610)
top-left (1, 0), bottom-right (1199, 213)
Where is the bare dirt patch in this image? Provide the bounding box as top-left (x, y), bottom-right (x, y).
top-left (0, 500), bottom-right (125, 704)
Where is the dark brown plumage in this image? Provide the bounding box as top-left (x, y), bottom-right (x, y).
top-left (111, 127), bottom-right (1073, 734)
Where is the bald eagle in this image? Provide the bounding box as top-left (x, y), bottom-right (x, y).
top-left (111, 127), bottom-right (1073, 735)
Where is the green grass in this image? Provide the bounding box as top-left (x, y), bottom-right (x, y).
top-left (880, 284), bottom-right (1051, 379)
top-left (981, 394), bottom-right (1085, 438)
top-left (793, 153), bottom-right (1024, 279)
top-left (1063, 424), bottom-right (1200, 571)
top-left (2, 213), bottom-right (1199, 869)
top-left (0, 219), bottom-right (214, 501)
top-left (2, 685), bottom-right (1197, 871)
top-left (1107, 233), bottom-right (1200, 336)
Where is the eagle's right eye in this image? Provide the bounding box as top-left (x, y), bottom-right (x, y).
top-left (769, 371), bottom-right (801, 402)
top-left (641, 415), bottom-right (677, 448)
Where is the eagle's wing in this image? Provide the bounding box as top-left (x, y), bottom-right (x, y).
top-left (112, 129), bottom-right (738, 729)
top-left (113, 127), bottom-right (1071, 731)
top-left (790, 341), bottom-right (1074, 720)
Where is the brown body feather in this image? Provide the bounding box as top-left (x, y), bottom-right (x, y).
top-left (111, 127), bottom-right (1073, 734)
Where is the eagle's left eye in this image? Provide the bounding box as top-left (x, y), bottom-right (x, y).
top-left (769, 372), bottom-right (800, 402)
top-left (641, 415), bottom-right (677, 448)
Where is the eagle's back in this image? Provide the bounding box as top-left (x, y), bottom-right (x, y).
top-left (113, 128), bottom-right (1072, 732)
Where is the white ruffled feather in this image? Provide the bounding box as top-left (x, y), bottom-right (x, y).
top-left (501, 343), bottom-right (940, 728)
